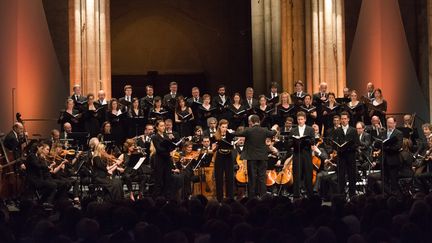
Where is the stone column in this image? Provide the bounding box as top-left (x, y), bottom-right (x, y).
top-left (305, 0), bottom-right (346, 96)
top-left (69, 0), bottom-right (111, 98)
top-left (251, 0), bottom-right (282, 94)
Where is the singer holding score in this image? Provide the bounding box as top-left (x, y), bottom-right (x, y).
top-left (289, 111), bottom-right (315, 199)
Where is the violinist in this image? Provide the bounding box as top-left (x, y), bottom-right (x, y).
top-left (212, 119), bottom-right (235, 201)
top-left (91, 143), bottom-right (124, 200)
top-left (25, 143), bottom-right (69, 205)
top-left (199, 136), bottom-right (215, 167)
top-left (191, 126), bottom-right (203, 150)
top-left (117, 139), bottom-right (145, 201)
top-left (176, 141), bottom-right (200, 199)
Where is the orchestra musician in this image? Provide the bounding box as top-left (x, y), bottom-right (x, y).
top-left (203, 117), bottom-right (217, 138)
top-left (165, 119), bottom-right (180, 141)
top-left (91, 143), bottom-right (124, 200)
top-left (4, 122), bottom-right (27, 160)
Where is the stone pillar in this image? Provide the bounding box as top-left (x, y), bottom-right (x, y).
top-left (69, 0), bottom-right (111, 98)
top-left (281, 0), bottom-right (305, 93)
top-left (251, 0), bottom-right (282, 94)
top-left (305, 0), bottom-right (346, 96)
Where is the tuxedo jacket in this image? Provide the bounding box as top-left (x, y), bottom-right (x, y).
top-left (288, 125), bottom-right (315, 153)
top-left (235, 125), bottom-right (276, 161)
top-left (333, 126), bottom-right (359, 153)
top-left (382, 129), bottom-right (403, 166)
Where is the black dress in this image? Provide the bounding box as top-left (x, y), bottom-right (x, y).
top-left (92, 155), bottom-right (123, 200)
top-left (344, 101), bottom-right (365, 127)
top-left (127, 108), bottom-right (145, 138)
top-left (322, 102), bottom-right (340, 135)
top-left (148, 108), bottom-right (169, 124)
top-left (227, 104), bottom-right (246, 130)
top-left (175, 108), bottom-right (193, 137)
top-left (275, 104), bottom-right (296, 126)
top-left (197, 105), bottom-right (216, 130)
top-left (58, 109), bottom-right (82, 132)
top-left (212, 132), bottom-right (235, 202)
top-left (106, 110), bottom-right (126, 145)
top-left (83, 105), bottom-right (101, 138)
top-left (255, 106), bottom-right (274, 129)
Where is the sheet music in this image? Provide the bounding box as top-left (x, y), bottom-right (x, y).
top-left (133, 157), bottom-right (146, 170)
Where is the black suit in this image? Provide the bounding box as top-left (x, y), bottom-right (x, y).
top-left (242, 98), bottom-right (259, 110)
top-left (212, 95), bottom-right (231, 120)
top-left (381, 128), bottom-right (403, 194)
top-left (3, 130), bottom-right (24, 160)
top-left (358, 132), bottom-right (372, 165)
top-left (236, 125), bottom-right (276, 197)
top-left (289, 125), bottom-right (315, 197)
top-left (163, 93), bottom-right (181, 111)
top-left (334, 126), bottom-right (359, 196)
top-left (118, 97), bottom-right (132, 111)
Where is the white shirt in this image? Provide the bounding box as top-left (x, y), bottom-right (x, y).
top-left (387, 129), bottom-right (393, 139)
top-left (220, 95), bottom-right (226, 104)
top-left (99, 99), bottom-right (107, 105)
top-left (171, 93), bottom-right (176, 98)
top-left (298, 125), bottom-right (306, 137)
top-left (271, 93), bottom-right (277, 98)
top-left (342, 125), bottom-right (349, 135)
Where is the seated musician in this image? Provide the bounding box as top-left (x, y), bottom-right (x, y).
top-left (203, 117), bottom-right (217, 138)
top-left (310, 124), bottom-right (331, 195)
top-left (49, 143), bottom-right (81, 204)
top-left (191, 126), bottom-right (203, 150)
top-left (174, 141), bottom-right (200, 199)
top-left (165, 119), bottom-right (180, 141)
top-left (25, 143), bottom-right (70, 205)
top-left (199, 136), bottom-right (215, 167)
top-left (117, 139), bottom-right (146, 201)
top-left (91, 143), bottom-right (124, 200)
top-left (4, 122), bottom-right (27, 160)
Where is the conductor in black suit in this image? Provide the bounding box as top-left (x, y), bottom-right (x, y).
top-left (236, 115), bottom-right (277, 198)
top-left (289, 111), bottom-right (315, 198)
top-left (381, 117), bottom-right (403, 194)
top-left (333, 111), bottom-right (360, 197)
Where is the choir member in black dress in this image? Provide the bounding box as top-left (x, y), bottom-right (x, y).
top-left (148, 96), bottom-right (170, 124)
top-left (197, 94), bottom-right (216, 130)
top-left (211, 119), bottom-right (235, 202)
top-left (127, 97), bottom-right (145, 138)
top-left (82, 93), bottom-right (101, 138)
top-left (106, 98), bottom-right (126, 146)
top-left (322, 92), bottom-right (340, 135)
top-left (212, 85), bottom-right (231, 120)
top-left (275, 92), bottom-right (296, 127)
top-left (345, 90), bottom-right (365, 127)
top-left (151, 120), bottom-right (183, 199)
top-left (174, 96), bottom-right (194, 137)
top-left (118, 84), bottom-right (133, 112)
top-left (369, 88), bottom-right (388, 127)
top-left (58, 98), bottom-right (82, 132)
top-left (255, 95), bottom-right (274, 129)
top-left (91, 143), bottom-right (124, 200)
top-left (228, 93), bottom-right (247, 130)
top-left (300, 94), bottom-right (317, 127)
top-left (291, 80), bottom-right (307, 106)
top-left (140, 85), bottom-right (155, 120)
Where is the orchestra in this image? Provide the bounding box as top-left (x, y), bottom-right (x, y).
top-left (1, 81), bottom-right (431, 206)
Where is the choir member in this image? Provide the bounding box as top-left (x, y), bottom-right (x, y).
top-left (197, 94), bottom-right (216, 130)
top-left (369, 88), bottom-right (387, 127)
top-left (313, 82), bottom-right (329, 129)
top-left (148, 96), bottom-right (169, 123)
top-left (174, 96), bottom-right (194, 137)
top-left (82, 93), bottom-right (101, 138)
top-left (345, 90), bottom-right (365, 127)
top-left (266, 82), bottom-right (280, 108)
top-left (275, 92), bottom-right (295, 127)
top-left (228, 93), bottom-right (247, 130)
top-left (70, 84), bottom-right (86, 109)
top-left (365, 82), bottom-right (375, 100)
top-left (212, 85), bottom-right (231, 120)
top-left (58, 98), bottom-right (82, 132)
top-left (163, 81), bottom-right (180, 112)
top-left (322, 92), bottom-right (341, 135)
top-left (140, 85), bottom-right (155, 117)
top-left (291, 80), bottom-right (307, 106)
top-left (255, 95), bottom-right (274, 129)
top-left (106, 98), bottom-right (126, 146)
top-left (299, 94), bottom-right (317, 127)
top-left (118, 84), bottom-right (133, 111)
top-left (97, 90), bottom-right (108, 106)
top-left (96, 90), bottom-right (108, 124)
top-left (187, 86), bottom-right (203, 127)
top-left (242, 87), bottom-right (258, 110)
top-left (127, 97), bottom-right (145, 137)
